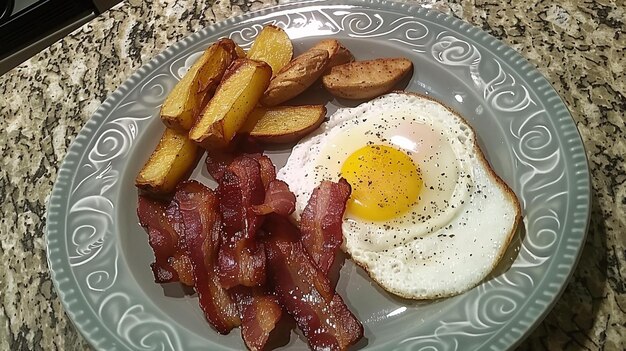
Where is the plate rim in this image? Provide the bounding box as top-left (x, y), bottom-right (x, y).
top-left (45, 0), bottom-right (592, 350)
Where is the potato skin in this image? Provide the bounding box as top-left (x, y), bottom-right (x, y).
top-left (322, 57), bottom-right (413, 100)
top-left (261, 49), bottom-right (330, 107)
top-left (310, 39), bottom-right (354, 68)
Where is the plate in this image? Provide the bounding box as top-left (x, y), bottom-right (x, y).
top-left (46, 0), bottom-right (591, 349)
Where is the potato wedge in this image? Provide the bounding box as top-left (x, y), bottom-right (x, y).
top-left (160, 39), bottom-right (238, 131)
top-left (322, 58), bottom-right (413, 100)
top-left (261, 49), bottom-right (330, 106)
top-left (247, 25), bottom-right (293, 76)
top-left (310, 39), bottom-right (354, 68)
top-left (242, 105), bottom-right (326, 144)
top-left (135, 128), bottom-right (201, 194)
top-left (189, 59), bottom-right (272, 148)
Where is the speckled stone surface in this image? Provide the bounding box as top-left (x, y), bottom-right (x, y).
top-left (0, 0), bottom-right (623, 350)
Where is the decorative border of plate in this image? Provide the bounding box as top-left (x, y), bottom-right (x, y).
top-left (46, 0), bottom-right (591, 350)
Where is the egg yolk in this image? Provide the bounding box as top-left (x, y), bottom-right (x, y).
top-left (340, 145), bottom-right (422, 221)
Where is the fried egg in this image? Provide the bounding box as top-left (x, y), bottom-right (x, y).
top-left (277, 92), bottom-right (521, 299)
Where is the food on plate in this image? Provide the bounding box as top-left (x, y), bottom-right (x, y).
top-left (322, 57), bottom-right (413, 100)
top-left (134, 27), bottom-right (523, 349)
top-left (210, 153), bottom-right (284, 290)
top-left (264, 214), bottom-right (364, 351)
top-left (310, 39), bottom-right (355, 68)
top-left (173, 181), bottom-right (242, 334)
top-left (137, 195), bottom-right (194, 285)
top-left (230, 287), bottom-right (282, 351)
top-left (135, 127), bottom-right (201, 194)
top-left (247, 25), bottom-right (293, 76)
top-left (189, 58), bottom-right (272, 148)
top-left (252, 179), bottom-right (296, 216)
top-left (202, 137), bottom-right (266, 183)
top-left (261, 49), bottom-right (330, 106)
top-left (160, 39), bottom-right (238, 131)
top-left (243, 105), bottom-right (327, 144)
top-left (300, 179), bottom-right (351, 275)
top-left (217, 155), bottom-right (268, 288)
top-left (137, 144), bottom-right (362, 349)
top-left (278, 92), bottom-right (521, 299)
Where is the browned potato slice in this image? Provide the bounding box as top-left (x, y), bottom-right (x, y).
top-left (261, 49), bottom-right (330, 106)
top-left (310, 39), bottom-right (354, 68)
top-left (242, 105), bottom-right (327, 144)
top-left (322, 58), bottom-right (413, 100)
top-left (135, 128), bottom-right (201, 194)
top-left (160, 39), bottom-right (238, 131)
top-left (189, 58), bottom-right (272, 148)
top-left (247, 25), bottom-right (293, 76)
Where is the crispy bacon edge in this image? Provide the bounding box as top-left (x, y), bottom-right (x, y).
top-left (300, 178), bottom-right (352, 274)
top-left (174, 180), bottom-right (241, 334)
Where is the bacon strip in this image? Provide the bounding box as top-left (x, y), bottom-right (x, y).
top-left (230, 287), bottom-right (283, 351)
top-left (241, 295), bottom-right (282, 351)
top-left (137, 196), bottom-right (192, 284)
top-left (264, 215), bottom-right (363, 351)
top-left (217, 230), bottom-right (266, 289)
top-left (205, 149), bottom-right (235, 181)
top-left (204, 136), bottom-right (265, 182)
top-left (224, 156), bottom-right (266, 239)
top-left (253, 180), bottom-right (296, 216)
top-left (248, 154), bottom-right (276, 190)
top-left (163, 201), bottom-right (194, 286)
top-left (217, 156), bottom-right (267, 288)
top-left (300, 178), bottom-right (351, 274)
top-left (174, 181), bottom-right (241, 334)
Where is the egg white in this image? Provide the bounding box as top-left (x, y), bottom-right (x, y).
top-left (278, 92), bottom-right (521, 299)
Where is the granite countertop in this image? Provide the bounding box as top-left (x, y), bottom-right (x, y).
top-left (0, 0), bottom-right (624, 349)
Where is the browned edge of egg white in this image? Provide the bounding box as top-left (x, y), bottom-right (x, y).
top-left (343, 90), bottom-right (523, 301)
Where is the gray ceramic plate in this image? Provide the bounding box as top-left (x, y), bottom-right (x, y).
top-left (46, 0), bottom-right (591, 350)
